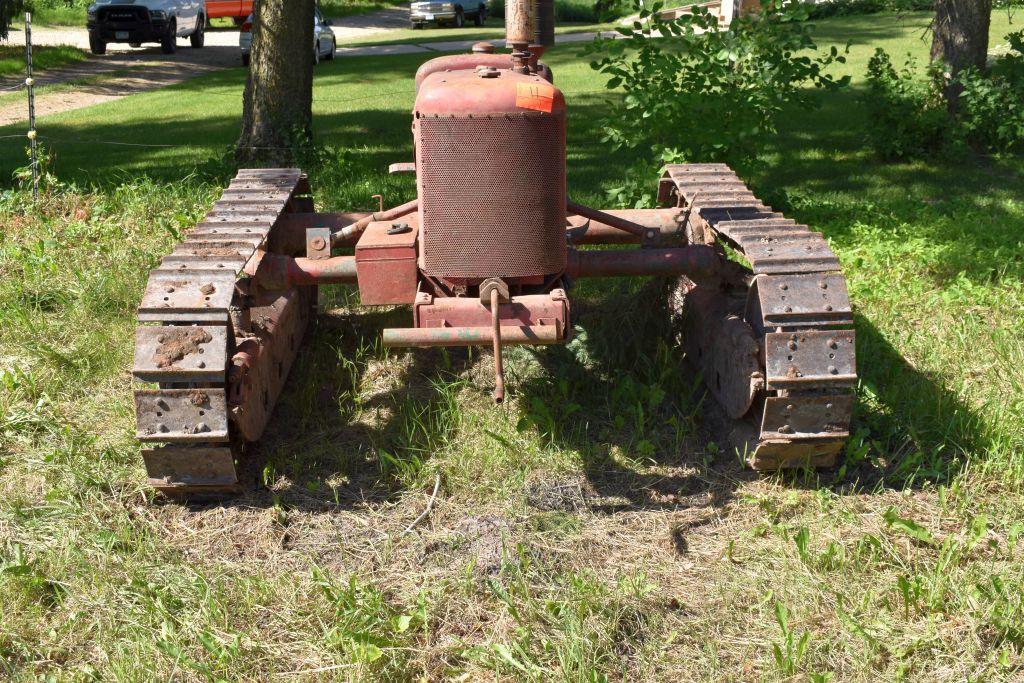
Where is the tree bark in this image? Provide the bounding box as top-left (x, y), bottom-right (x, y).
top-left (1, 0), bottom-right (26, 41)
top-left (931, 0), bottom-right (991, 112)
top-left (236, 0), bottom-right (316, 166)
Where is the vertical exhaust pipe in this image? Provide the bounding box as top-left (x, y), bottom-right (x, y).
top-left (506, 0), bottom-right (535, 71)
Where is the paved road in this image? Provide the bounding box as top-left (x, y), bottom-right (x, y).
top-left (4, 6), bottom-right (411, 52)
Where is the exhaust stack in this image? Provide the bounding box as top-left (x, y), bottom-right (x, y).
top-left (506, 0), bottom-right (536, 71)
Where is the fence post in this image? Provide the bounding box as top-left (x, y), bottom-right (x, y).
top-left (25, 11), bottom-right (39, 199)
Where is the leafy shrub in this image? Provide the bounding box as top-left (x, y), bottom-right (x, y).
top-left (958, 30), bottom-right (1024, 153)
top-left (865, 31), bottom-right (1024, 158)
top-left (864, 49), bottom-right (952, 159)
top-left (586, 0), bottom-right (848, 168)
top-left (808, 0), bottom-right (932, 19)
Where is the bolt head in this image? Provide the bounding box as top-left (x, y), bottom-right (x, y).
top-left (828, 365), bottom-right (838, 374)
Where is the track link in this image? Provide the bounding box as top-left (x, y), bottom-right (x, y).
top-left (660, 164), bottom-right (857, 469)
top-left (132, 169), bottom-right (312, 499)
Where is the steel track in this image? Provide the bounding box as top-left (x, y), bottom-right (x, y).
top-left (132, 168), bottom-right (312, 499)
top-left (660, 163), bottom-right (857, 469)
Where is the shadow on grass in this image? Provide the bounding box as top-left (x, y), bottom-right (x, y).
top-left (222, 286), bottom-right (479, 513)
top-left (513, 276), bottom-right (752, 516)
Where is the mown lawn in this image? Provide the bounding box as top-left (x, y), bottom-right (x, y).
top-left (0, 44), bottom-right (89, 78)
top-left (1, 10), bottom-right (1023, 681)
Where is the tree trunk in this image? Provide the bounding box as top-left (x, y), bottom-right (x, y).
top-left (236, 0), bottom-right (315, 166)
top-left (931, 0), bottom-right (991, 112)
top-left (1, 0), bottom-right (26, 41)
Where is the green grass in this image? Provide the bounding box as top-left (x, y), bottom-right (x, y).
top-left (0, 44), bottom-right (89, 77)
top-left (2, 9), bottom-right (1024, 681)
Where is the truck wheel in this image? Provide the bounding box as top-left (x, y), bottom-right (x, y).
top-left (191, 17), bottom-right (205, 47)
top-left (161, 21), bottom-right (177, 54)
top-left (454, 9), bottom-right (464, 27)
top-left (89, 33), bottom-right (107, 55)
top-left (411, 21), bottom-right (423, 29)
top-left (313, 41), bottom-right (320, 65)
top-left (325, 37), bottom-right (335, 60)
top-left (474, 6), bottom-right (485, 25)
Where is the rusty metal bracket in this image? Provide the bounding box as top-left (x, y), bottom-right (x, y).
top-left (479, 277), bottom-right (510, 304)
top-left (134, 325), bottom-right (228, 383)
top-left (641, 227), bottom-right (660, 249)
top-left (747, 273), bottom-right (853, 330)
top-left (765, 330), bottom-right (856, 390)
top-left (142, 446), bottom-right (238, 489)
top-left (760, 394), bottom-right (854, 441)
top-left (305, 227), bottom-right (332, 260)
top-left (138, 272), bottom-right (236, 323)
top-left (135, 389), bottom-right (230, 443)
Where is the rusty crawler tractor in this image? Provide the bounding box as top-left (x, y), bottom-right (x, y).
top-left (131, 0), bottom-right (857, 499)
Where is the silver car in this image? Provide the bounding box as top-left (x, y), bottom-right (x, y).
top-left (239, 6), bottom-right (337, 66)
top-left (410, 0), bottom-right (488, 28)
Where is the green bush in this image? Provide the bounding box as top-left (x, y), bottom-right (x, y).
top-left (808, 0), bottom-right (933, 19)
top-left (586, 0), bottom-right (848, 168)
top-left (958, 30), bottom-right (1024, 153)
top-left (864, 49), bottom-right (952, 160)
top-left (865, 30), bottom-right (1024, 158)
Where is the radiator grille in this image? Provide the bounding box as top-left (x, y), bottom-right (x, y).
top-left (416, 114), bottom-right (566, 279)
top-left (100, 6), bottom-right (149, 22)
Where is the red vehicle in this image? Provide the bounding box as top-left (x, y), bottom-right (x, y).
top-left (205, 0), bottom-right (252, 23)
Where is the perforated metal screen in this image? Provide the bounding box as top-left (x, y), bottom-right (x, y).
top-left (416, 114), bottom-right (567, 279)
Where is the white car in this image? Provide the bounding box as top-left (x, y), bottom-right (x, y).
top-left (86, 0), bottom-right (205, 55)
top-left (239, 6), bottom-right (337, 67)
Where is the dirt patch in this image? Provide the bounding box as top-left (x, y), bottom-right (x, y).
top-left (186, 389), bottom-right (209, 407)
top-left (525, 473), bottom-right (593, 512)
top-left (191, 247), bottom-right (242, 257)
top-left (450, 516), bottom-right (509, 573)
top-left (154, 327), bottom-right (212, 368)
